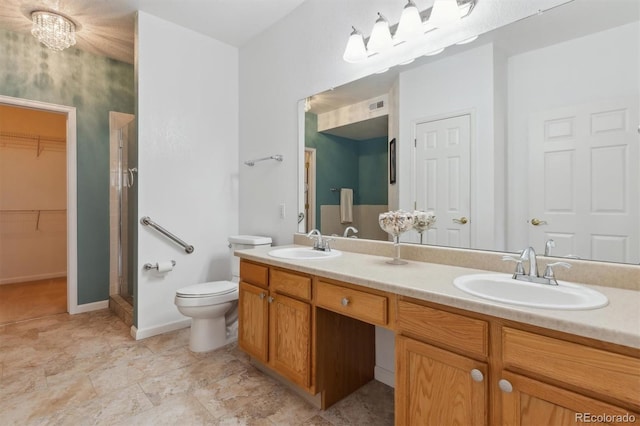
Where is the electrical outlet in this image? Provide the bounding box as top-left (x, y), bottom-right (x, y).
top-left (279, 203), bottom-right (286, 219)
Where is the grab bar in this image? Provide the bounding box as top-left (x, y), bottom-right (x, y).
top-left (244, 154), bottom-right (283, 166)
top-left (140, 216), bottom-right (195, 254)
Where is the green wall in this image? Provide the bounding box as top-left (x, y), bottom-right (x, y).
top-left (0, 29), bottom-right (135, 304)
top-left (305, 112), bottom-right (388, 229)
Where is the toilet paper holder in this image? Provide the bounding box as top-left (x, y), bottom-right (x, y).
top-left (144, 260), bottom-right (176, 271)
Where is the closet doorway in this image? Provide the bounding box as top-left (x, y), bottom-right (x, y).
top-left (0, 99), bottom-right (77, 324)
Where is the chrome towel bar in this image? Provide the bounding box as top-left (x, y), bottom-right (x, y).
top-left (244, 154), bottom-right (283, 166)
top-left (140, 216), bottom-right (195, 254)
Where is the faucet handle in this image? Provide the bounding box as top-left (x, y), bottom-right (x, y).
top-left (502, 255), bottom-right (525, 276)
top-left (543, 262), bottom-right (571, 285)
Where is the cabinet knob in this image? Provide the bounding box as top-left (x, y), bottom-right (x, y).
top-left (470, 369), bottom-right (484, 382)
top-left (498, 379), bottom-right (513, 393)
top-left (258, 292), bottom-right (266, 300)
top-left (268, 296), bottom-right (274, 303)
top-left (341, 297), bottom-right (350, 306)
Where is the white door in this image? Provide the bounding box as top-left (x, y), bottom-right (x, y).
top-left (528, 97), bottom-right (639, 263)
top-left (414, 114), bottom-right (471, 247)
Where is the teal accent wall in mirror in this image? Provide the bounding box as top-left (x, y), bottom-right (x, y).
top-left (305, 112), bottom-right (388, 239)
top-left (0, 28), bottom-right (135, 303)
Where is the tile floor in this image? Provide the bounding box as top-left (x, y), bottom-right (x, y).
top-left (0, 310), bottom-right (394, 425)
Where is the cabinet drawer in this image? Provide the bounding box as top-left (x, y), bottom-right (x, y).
top-left (502, 327), bottom-right (640, 410)
top-left (397, 300), bottom-right (488, 358)
top-left (316, 280), bottom-right (387, 326)
top-left (240, 260), bottom-right (268, 288)
top-left (270, 269), bottom-right (312, 300)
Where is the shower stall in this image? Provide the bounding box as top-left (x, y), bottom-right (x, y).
top-left (109, 112), bottom-right (136, 322)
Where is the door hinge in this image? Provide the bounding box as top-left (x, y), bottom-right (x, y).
top-left (414, 138), bottom-right (417, 148)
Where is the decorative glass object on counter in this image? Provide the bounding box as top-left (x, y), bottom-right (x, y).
top-left (378, 210), bottom-right (415, 265)
top-left (413, 210), bottom-right (436, 244)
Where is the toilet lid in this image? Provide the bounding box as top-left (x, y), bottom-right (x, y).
top-left (176, 281), bottom-right (237, 297)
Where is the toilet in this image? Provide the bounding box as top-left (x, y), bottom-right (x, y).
top-left (174, 235), bottom-right (272, 352)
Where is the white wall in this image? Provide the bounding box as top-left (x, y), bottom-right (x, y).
top-left (506, 22), bottom-right (640, 251)
top-left (398, 43), bottom-right (504, 251)
top-left (136, 12), bottom-right (239, 338)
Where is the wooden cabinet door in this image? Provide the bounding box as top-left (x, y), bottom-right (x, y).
top-left (500, 371), bottom-right (639, 426)
top-left (268, 293), bottom-right (312, 389)
top-left (238, 281), bottom-right (269, 363)
top-left (396, 335), bottom-right (488, 426)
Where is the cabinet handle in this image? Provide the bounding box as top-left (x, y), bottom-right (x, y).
top-left (498, 379), bottom-right (513, 393)
top-left (341, 297), bottom-right (350, 306)
top-left (470, 369), bottom-right (484, 382)
top-left (258, 292), bottom-right (266, 300)
top-left (268, 296), bottom-right (274, 303)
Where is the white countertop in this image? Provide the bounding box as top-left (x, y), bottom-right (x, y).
top-left (236, 245), bottom-right (640, 349)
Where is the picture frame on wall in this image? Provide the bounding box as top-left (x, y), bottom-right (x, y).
top-left (389, 138), bottom-right (396, 184)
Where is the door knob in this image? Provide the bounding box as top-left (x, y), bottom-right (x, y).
top-left (530, 218), bottom-right (548, 226)
top-left (453, 217), bottom-right (468, 225)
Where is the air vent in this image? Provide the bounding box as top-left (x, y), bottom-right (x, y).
top-left (369, 100), bottom-right (384, 110)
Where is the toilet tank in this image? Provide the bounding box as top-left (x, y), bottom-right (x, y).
top-left (228, 235), bottom-right (272, 281)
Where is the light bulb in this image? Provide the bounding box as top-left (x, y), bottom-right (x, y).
top-left (343, 27), bottom-right (368, 63)
top-left (395, 1), bottom-right (424, 42)
top-left (367, 13), bottom-right (393, 54)
top-left (429, 0), bottom-right (461, 28)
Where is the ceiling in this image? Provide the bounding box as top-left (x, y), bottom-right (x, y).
top-left (0, 0), bottom-right (306, 64)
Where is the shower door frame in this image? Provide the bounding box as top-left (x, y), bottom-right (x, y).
top-left (0, 95), bottom-right (79, 313)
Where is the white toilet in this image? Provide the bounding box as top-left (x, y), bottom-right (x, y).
top-left (174, 235), bottom-right (272, 352)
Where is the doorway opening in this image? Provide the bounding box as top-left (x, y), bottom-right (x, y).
top-left (0, 95), bottom-right (77, 323)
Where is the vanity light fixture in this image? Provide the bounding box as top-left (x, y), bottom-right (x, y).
top-left (31, 10), bottom-right (77, 51)
top-left (342, 0), bottom-right (477, 63)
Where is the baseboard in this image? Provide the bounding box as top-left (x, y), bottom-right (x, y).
top-left (131, 318), bottom-right (191, 340)
top-left (374, 365), bottom-right (395, 388)
top-left (70, 300), bottom-right (109, 314)
top-left (0, 272), bottom-right (67, 285)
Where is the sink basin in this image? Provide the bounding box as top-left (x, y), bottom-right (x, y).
top-left (268, 247), bottom-right (342, 260)
top-left (453, 273), bottom-right (608, 310)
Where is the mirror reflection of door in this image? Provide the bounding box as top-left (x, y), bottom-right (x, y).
top-left (414, 114), bottom-right (471, 246)
top-left (528, 97), bottom-right (639, 263)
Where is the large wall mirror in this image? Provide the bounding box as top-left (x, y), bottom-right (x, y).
top-left (299, 0), bottom-right (639, 265)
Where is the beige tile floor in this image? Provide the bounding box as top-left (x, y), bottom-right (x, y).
top-left (0, 310), bottom-right (394, 425)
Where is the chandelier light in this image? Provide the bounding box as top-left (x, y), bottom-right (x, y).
top-left (342, 0), bottom-right (477, 63)
top-left (31, 11), bottom-right (77, 51)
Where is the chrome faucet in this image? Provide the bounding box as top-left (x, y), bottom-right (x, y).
top-left (306, 229), bottom-right (332, 251)
top-left (503, 245), bottom-right (571, 285)
top-left (520, 246), bottom-right (539, 278)
top-left (343, 226), bottom-right (358, 238)
top-left (544, 239), bottom-right (555, 256)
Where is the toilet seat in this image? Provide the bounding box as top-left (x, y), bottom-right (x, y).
top-left (175, 281), bottom-right (238, 307)
top-left (176, 281), bottom-right (236, 298)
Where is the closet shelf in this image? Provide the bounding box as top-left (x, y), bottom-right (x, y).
top-left (0, 131), bottom-right (66, 157)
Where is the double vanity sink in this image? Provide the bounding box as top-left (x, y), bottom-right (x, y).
top-left (268, 246), bottom-right (609, 311)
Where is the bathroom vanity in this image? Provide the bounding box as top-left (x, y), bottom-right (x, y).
top-left (236, 245), bottom-right (640, 425)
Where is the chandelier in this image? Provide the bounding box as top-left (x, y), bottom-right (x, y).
top-left (31, 11), bottom-right (77, 51)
